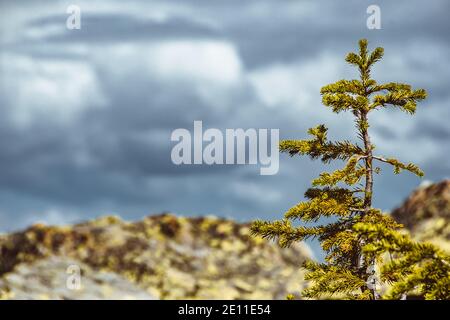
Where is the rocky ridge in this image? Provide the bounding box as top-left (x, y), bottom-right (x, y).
top-left (392, 179), bottom-right (450, 252)
top-left (0, 214), bottom-right (312, 300)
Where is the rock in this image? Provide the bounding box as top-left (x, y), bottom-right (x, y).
top-left (392, 179), bottom-right (450, 252)
top-left (0, 214), bottom-right (313, 299)
top-left (0, 256), bottom-right (155, 300)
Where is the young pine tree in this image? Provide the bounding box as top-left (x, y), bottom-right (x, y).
top-left (251, 39), bottom-right (449, 299)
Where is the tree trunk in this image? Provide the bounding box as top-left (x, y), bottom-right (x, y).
top-left (360, 110), bottom-right (380, 300)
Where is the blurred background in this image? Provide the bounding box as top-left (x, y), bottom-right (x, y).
top-left (0, 0), bottom-right (449, 236)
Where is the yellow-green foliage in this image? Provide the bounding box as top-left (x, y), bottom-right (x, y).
top-left (251, 39), bottom-right (449, 300)
top-left (355, 222), bottom-right (450, 300)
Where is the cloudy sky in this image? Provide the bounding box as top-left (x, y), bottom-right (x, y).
top-left (0, 0), bottom-right (449, 236)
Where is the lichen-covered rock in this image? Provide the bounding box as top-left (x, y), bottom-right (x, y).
top-left (0, 256), bottom-right (156, 300)
top-left (0, 214), bottom-right (312, 300)
top-left (392, 180), bottom-right (450, 252)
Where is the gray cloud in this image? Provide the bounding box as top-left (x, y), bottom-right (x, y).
top-left (26, 13), bottom-right (221, 44)
top-left (0, 0), bottom-right (449, 243)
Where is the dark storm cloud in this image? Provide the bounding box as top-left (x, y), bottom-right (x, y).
top-left (417, 123), bottom-right (450, 141)
top-left (0, 0), bottom-right (449, 235)
top-left (163, 0), bottom-right (450, 69)
top-left (0, 59), bottom-right (250, 207)
top-left (26, 13), bottom-right (221, 43)
top-left (0, 120), bottom-right (162, 205)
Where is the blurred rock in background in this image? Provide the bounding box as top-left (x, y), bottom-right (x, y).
top-left (0, 214), bottom-right (312, 300)
top-left (0, 256), bottom-right (156, 300)
top-left (392, 179), bottom-right (450, 252)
